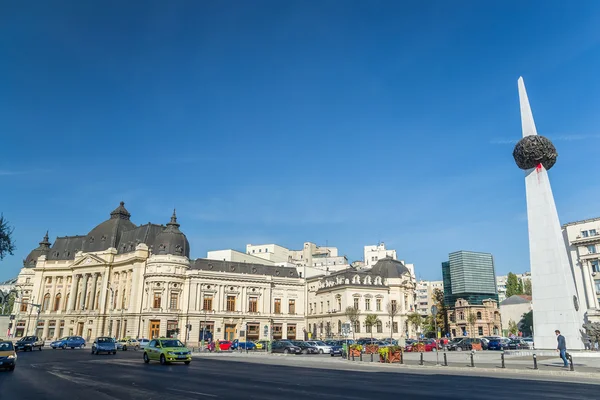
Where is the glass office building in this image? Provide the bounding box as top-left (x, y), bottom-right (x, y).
top-left (442, 251), bottom-right (499, 306)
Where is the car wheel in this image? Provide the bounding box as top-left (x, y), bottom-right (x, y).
top-left (319, 349), bottom-right (324, 354)
top-left (143, 353), bottom-right (150, 363)
top-left (456, 347), bottom-right (463, 352)
top-left (160, 354), bottom-right (167, 365)
top-left (284, 349), bottom-right (289, 354)
top-left (39, 346), bottom-right (43, 351)
top-left (184, 361), bottom-right (191, 365)
top-left (62, 344), bottom-right (67, 350)
top-left (112, 351), bottom-right (116, 355)
top-left (330, 353), bottom-right (334, 357)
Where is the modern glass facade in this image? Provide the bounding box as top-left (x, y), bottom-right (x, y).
top-left (442, 251), bottom-right (499, 306)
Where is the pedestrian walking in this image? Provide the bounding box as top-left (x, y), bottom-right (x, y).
top-left (555, 330), bottom-right (568, 367)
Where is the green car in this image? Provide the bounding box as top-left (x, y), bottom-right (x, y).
top-left (143, 338), bottom-right (192, 365)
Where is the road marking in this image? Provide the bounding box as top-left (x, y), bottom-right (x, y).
top-left (168, 388), bottom-right (218, 397)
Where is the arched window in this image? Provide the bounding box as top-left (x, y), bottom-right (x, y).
top-left (459, 311), bottom-right (464, 320)
top-left (352, 275), bottom-right (360, 284)
top-left (42, 293), bottom-right (51, 311)
top-left (476, 311), bottom-right (482, 320)
top-left (53, 293), bottom-right (61, 311)
top-left (376, 320), bottom-right (383, 333)
top-left (353, 320), bottom-right (361, 333)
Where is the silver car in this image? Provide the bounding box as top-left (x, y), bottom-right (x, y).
top-left (305, 341), bottom-right (332, 354)
top-left (92, 337), bottom-right (117, 355)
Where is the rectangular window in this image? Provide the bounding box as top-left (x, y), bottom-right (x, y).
top-left (309, 303), bottom-right (313, 314)
top-left (366, 323), bottom-right (372, 333)
top-left (153, 293), bottom-right (161, 309)
top-left (169, 292), bottom-right (179, 310)
top-left (248, 297), bottom-right (258, 312)
top-left (365, 298), bottom-right (371, 311)
top-left (273, 324), bottom-right (283, 340)
top-left (289, 300), bottom-right (295, 314)
top-left (478, 326), bottom-right (484, 335)
top-left (583, 230), bottom-right (589, 238)
top-left (588, 245), bottom-right (597, 254)
top-left (392, 322), bottom-right (398, 333)
top-left (595, 281), bottom-right (600, 293)
top-left (287, 324), bottom-right (296, 340)
top-left (590, 229), bottom-right (598, 236)
top-left (274, 299), bottom-right (281, 314)
top-left (353, 320), bottom-right (360, 333)
top-left (376, 321), bottom-right (383, 333)
top-left (353, 298), bottom-right (359, 310)
top-left (20, 300), bottom-right (28, 312)
top-left (227, 296), bottom-right (236, 312)
top-left (376, 299), bottom-right (381, 311)
top-left (391, 300), bottom-right (397, 312)
top-left (203, 295), bottom-right (213, 311)
top-left (320, 302), bottom-right (323, 313)
top-left (337, 298), bottom-right (341, 310)
top-left (166, 320), bottom-right (178, 338)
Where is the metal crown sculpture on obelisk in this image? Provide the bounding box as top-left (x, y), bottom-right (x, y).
top-left (513, 77), bottom-right (584, 350)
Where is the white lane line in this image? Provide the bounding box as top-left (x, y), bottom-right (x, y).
top-left (168, 388), bottom-right (218, 398)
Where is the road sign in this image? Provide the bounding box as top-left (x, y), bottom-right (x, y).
top-left (263, 325), bottom-right (268, 336)
top-left (431, 305), bottom-right (438, 315)
top-left (341, 322), bottom-right (352, 337)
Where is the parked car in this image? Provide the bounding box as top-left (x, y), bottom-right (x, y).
top-left (271, 340), bottom-right (302, 354)
top-left (116, 338), bottom-right (140, 351)
top-left (507, 339), bottom-right (529, 350)
top-left (291, 341), bottom-right (319, 354)
top-left (0, 341), bottom-right (17, 371)
top-left (216, 340), bottom-right (232, 351)
top-left (50, 336), bottom-right (86, 350)
top-left (447, 338), bottom-right (484, 351)
top-left (15, 336), bottom-right (44, 352)
top-left (522, 337), bottom-right (535, 349)
top-left (305, 340), bottom-right (332, 354)
top-left (138, 338), bottom-right (150, 349)
top-left (487, 338), bottom-right (509, 351)
top-left (329, 342), bottom-right (345, 357)
top-left (231, 339), bottom-right (257, 350)
top-left (405, 339), bottom-right (438, 352)
top-left (254, 340), bottom-right (270, 350)
top-left (479, 338), bottom-right (490, 350)
top-left (92, 337), bottom-right (117, 355)
top-left (143, 338), bottom-right (191, 365)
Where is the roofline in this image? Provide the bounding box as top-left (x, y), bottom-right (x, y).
top-left (562, 216), bottom-right (600, 228)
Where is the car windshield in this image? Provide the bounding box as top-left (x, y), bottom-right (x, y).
top-left (97, 337), bottom-right (113, 343)
top-left (315, 341), bottom-right (327, 346)
top-left (22, 336), bottom-right (36, 341)
top-left (0, 342), bottom-right (14, 351)
top-left (57, 337), bottom-right (68, 341)
top-left (160, 340), bottom-right (184, 348)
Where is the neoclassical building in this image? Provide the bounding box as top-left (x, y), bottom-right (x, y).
top-left (306, 258), bottom-right (417, 343)
top-left (11, 203), bottom-right (305, 345)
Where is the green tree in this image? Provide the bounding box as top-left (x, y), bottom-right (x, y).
top-left (505, 273), bottom-right (523, 298)
top-left (467, 312), bottom-right (477, 337)
top-left (407, 312), bottom-right (423, 336)
top-left (508, 319), bottom-right (519, 335)
top-left (1, 292), bottom-right (15, 315)
top-left (432, 288), bottom-right (448, 336)
top-left (523, 280), bottom-right (532, 296)
top-left (519, 311), bottom-right (533, 336)
top-left (0, 214), bottom-right (16, 261)
top-left (345, 306), bottom-right (361, 339)
top-left (364, 314), bottom-right (380, 342)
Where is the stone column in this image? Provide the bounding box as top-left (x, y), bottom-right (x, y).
top-left (80, 274), bottom-right (90, 310)
top-left (98, 272), bottom-right (109, 314)
top-left (68, 275), bottom-right (80, 311)
top-left (129, 269), bottom-right (138, 312)
top-left (582, 261), bottom-right (599, 309)
top-left (90, 273), bottom-right (99, 311)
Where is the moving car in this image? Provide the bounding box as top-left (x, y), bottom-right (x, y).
top-left (271, 340), bottom-right (302, 354)
top-left (116, 338), bottom-right (140, 351)
top-left (231, 339), bottom-right (257, 350)
top-left (15, 336), bottom-right (44, 352)
top-left (92, 337), bottom-right (117, 355)
top-left (143, 338), bottom-right (192, 365)
top-left (138, 338), bottom-right (150, 349)
top-left (305, 341), bottom-right (332, 354)
top-left (50, 336), bottom-right (86, 349)
top-left (0, 341), bottom-right (17, 371)
top-left (291, 341), bottom-right (319, 354)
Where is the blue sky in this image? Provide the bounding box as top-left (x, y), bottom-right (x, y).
top-left (2, 1), bottom-right (600, 282)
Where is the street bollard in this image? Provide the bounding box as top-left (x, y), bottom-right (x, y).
top-left (352, 352), bottom-right (355, 361)
top-left (501, 351), bottom-right (505, 368)
top-left (360, 352), bottom-right (363, 362)
top-left (385, 351), bottom-right (388, 363)
top-left (443, 352), bottom-right (448, 366)
top-left (568, 354), bottom-right (574, 371)
top-left (533, 354), bottom-right (538, 370)
top-left (420, 352), bottom-right (424, 366)
top-left (470, 350), bottom-right (474, 368)
top-left (371, 353), bottom-right (374, 362)
top-left (400, 348), bottom-right (404, 365)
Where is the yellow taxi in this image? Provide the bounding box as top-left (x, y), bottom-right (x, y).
top-left (0, 341), bottom-right (17, 371)
top-left (143, 338), bottom-right (192, 365)
top-left (254, 340), bottom-right (270, 350)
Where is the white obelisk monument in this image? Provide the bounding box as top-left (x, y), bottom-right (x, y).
top-left (515, 77), bottom-right (584, 350)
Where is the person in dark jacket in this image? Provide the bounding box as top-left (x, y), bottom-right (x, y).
top-left (555, 330), bottom-right (568, 367)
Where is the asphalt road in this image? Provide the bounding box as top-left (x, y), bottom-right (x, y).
top-left (1, 348), bottom-right (599, 399)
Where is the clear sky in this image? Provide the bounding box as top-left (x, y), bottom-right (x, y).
top-left (1, 1), bottom-right (600, 282)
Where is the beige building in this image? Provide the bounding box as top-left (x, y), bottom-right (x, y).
top-left (11, 203), bottom-right (305, 344)
top-left (415, 280), bottom-right (443, 317)
top-left (306, 258), bottom-right (417, 342)
top-left (499, 295), bottom-right (532, 333)
top-left (447, 298), bottom-right (501, 338)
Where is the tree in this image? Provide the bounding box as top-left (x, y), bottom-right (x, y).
top-left (1, 291), bottom-right (15, 315)
top-left (505, 272), bottom-right (523, 298)
top-left (0, 214), bottom-right (16, 261)
top-left (508, 319), bottom-right (519, 335)
top-left (467, 312), bottom-right (477, 337)
top-left (519, 310), bottom-right (533, 336)
top-left (432, 288), bottom-right (448, 336)
top-left (364, 314), bottom-right (380, 343)
top-left (523, 280), bottom-right (532, 296)
top-left (407, 312), bottom-right (423, 336)
top-left (345, 306), bottom-right (361, 339)
top-left (386, 301), bottom-right (399, 340)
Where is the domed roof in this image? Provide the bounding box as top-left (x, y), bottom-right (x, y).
top-left (23, 231), bottom-right (51, 267)
top-left (82, 202), bottom-right (136, 253)
top-left (370, 257), bottom-right (410, 278)
top-left (152, 210), bottom-right (190, 258)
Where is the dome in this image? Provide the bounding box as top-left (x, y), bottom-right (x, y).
top-left (23, 231), bottom-right (51, 267)
top-left (82, 202), bottom-right (136, 253)
top-left (370, 257), bottom-right (410, 278)
top-left (152, 210), bottom-right (190, 258)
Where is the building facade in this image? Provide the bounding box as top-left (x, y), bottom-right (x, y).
top-left (562, 217), bottom-right (600, 322)
top-left (447, 298), bottom-right (501, 337)
top-left (364, 243), bottom-right (397, 267)
top-left (306, 258), bottom-right (417, 342)
top-left (496, 273), bottom-right (531, 303)
top-left (415, 280), bottom-right (443, 317)
top-left (499, 295), bottom-right (532, 334)
top-left (10, 203), bottom-right (305, 344)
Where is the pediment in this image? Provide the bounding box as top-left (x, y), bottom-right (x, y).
top-left (72, 254), bottom-right (106, 267)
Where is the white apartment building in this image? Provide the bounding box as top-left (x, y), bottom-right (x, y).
top-left (364, 243), bottom-right (397, 267)
top-left (246, 242), bottom-right (348, 272)
top-left (415, 280), bottom-right (443, 316)
top-left (496, 273), bottom-right (531, 303)
top-left (563, 217), bottom-right (600, 322)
